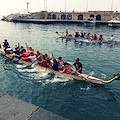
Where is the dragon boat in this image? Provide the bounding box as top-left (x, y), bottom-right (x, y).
top-left (56, 31), bottom-right (120, 44)
top-left (0, 47), bottom-right (119, 85)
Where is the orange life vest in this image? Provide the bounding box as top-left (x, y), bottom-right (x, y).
top-left (21, 52), bottom-right (29, 61)
top-left (63, 66), bottom-right (72, 73)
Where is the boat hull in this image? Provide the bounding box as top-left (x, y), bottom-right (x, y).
top-left (84, 22), bottom-right (96, 26)
top-left (0, 49), bottom-right (105, 84)
top-left (108, 22), bottom-right (120, 27)
top-left (58, 35), bottom-right (120, 44)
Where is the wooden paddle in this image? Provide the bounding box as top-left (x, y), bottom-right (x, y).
top-left (76, 72), bottom-right (117, 96)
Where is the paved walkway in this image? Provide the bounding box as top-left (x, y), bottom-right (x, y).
top-left (0, 92), bottom-right (68, 120)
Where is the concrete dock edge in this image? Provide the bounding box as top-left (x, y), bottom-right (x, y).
top-left (0, 92), bottom-right (68, 120)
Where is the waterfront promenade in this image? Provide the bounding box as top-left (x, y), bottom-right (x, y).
top-left (0, 92), bottom-right (68, 120)
top-left (12, 18), bottom-right (108, 25)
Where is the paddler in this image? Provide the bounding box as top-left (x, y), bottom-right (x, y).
top-left (108, 35), bottom-right (115, 41)
top-left (75, 32), bottom-right (80, 38)
top-left (38, 54), bottom-right (50, 67)
top-left (59, 63), bottom-right (73, 74)
top-left (20, 49), bottom-right (29, 61)
top-left (48, 52), bottom-right (59, 71)
top-left (99, 35), bottom-right (104, 41)
top-left (11, 48), bottom-right (29, 61)
top-left (66, 29), bottom-right (68, 36)
top-left (36, 51), bottom-right (43, 61)
top-left (86, 33), bottom-right (91, 39)
top-left (71, 58), bottom-right (82, 75)
top-left (57, 56), bottom-right (64, 70)
top-left (28, 52), bottom-right (38, 64)
top-left (3, 39), bottom-right (10, 52)
top-left (92, 34), bottom-right (98, 40)
top-left (25, 43), bottom-right (34, 54)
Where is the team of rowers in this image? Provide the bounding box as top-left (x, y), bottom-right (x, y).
top-left (2, 39), bottom-right (82, 75)
top-left (66, 29), bottom-right (115, 41)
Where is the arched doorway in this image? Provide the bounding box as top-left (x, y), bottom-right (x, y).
top-left (67, 14), bottom-right (72, 20)
top-left (78, 15), bottom-right (83, 20)
top-left (96, 14), bottom-right (101, 20)
top-left (52, 14), bottom-right (56, 19)
top-left (47, 14), bottom-right (51, 19)
top-left (61, 14), bottom-right (66, 20)
top-left (90, 14), bottom-right (94, 18)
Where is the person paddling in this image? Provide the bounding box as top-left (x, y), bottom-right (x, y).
top-left (36, 51), bottom-right (43, 61)
top-left (92, 34), bottom-right (98, 40)
top-left (99, 35), bottom-right (103, 41)
top-left (48, 53), bottom-right (59, 71)
top-left (71, 58), bottom-right (82, 75)
top-left (57, 56), bottom-right (64, 70)
top-left (108, 35), bottom-right (115, 41)
top-left (59, 63), bottom-right (73, 74)
top-left (3, 39), bottom-right (10, 53)
top-left (25, 43), bottom-right (34, 54)
top-left (38, 54), bottom-right (50, 67)
top-left (28, 52), bottom-right (38, 64)
top-left (19, 49), bottom-right (29, 62)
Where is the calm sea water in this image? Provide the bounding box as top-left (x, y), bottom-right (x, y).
top-left (0, 21), bottom-right (120, 120)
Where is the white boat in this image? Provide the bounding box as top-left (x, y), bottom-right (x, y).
top-left (84, 17), bottom-right (96, 26)
top-left (108, 17), bottom-right (120, 27)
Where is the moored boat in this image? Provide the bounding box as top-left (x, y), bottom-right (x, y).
top-left (0, 48), bottom-right (119, 84)
top-left (84, 17), bottom-right (96, 26)
top-left (108, 17), bottom-right (120, 27)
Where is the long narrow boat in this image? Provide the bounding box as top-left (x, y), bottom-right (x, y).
top-left (0, 48), bottom-right (119, 84)
top-left (56, 31), bottom-right (120, 44)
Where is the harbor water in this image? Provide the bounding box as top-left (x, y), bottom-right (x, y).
top-left (0, 21), bottom-right (120, 120)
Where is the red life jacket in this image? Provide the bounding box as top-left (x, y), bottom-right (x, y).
top-left (21, 52), bottom-right (29, 61)
top-left (46, 57), bottom-right (50, 63)
top-left (63, 66), bottom-right (72, 73)
top-left (41, 60), bottom-right (47, 67)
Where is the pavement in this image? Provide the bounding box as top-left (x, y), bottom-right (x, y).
top-left (0, 92), bottom-right (68, 120)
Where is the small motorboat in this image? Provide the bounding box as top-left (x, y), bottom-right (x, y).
top-left (84, 17), bottom-right (96, 26)
top-left (108, 17), bottom-right (120, 27)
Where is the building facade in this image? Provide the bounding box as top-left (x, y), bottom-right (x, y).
top-left (31, 11), bottom-right (120, 21)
